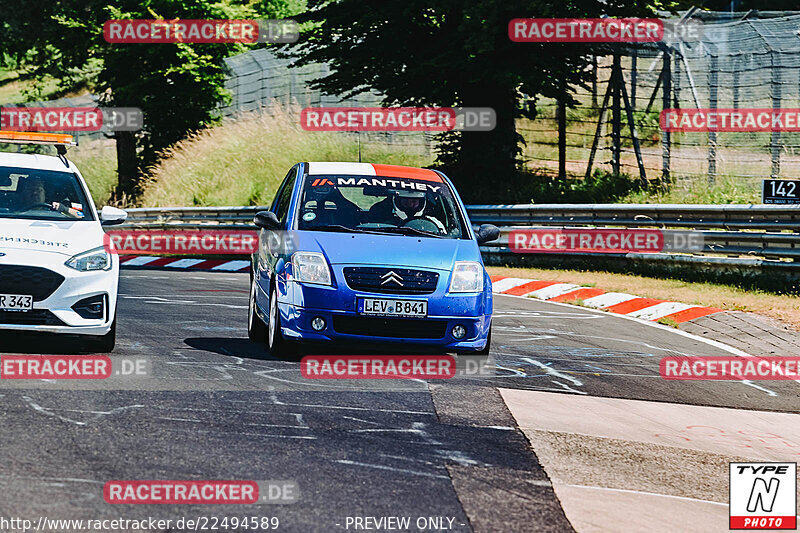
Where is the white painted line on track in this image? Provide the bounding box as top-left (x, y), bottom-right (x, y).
top-left (562, 484), bottom-right (726, 507)
top-left (494, 292), bottom-right (754, 358)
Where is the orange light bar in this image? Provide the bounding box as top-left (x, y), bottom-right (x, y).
top-left (0, 131), bottom-right (75, 146)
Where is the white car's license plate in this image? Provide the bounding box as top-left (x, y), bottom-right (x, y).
top-left (359, 298), bottom-right (427, 317)
top-left (0, 294), bottom-right (33, 311)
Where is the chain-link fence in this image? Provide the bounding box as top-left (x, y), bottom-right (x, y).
top-left (521, 10), bottom-right (800, 197)
top-left (1, 94), bottom-right (109, 144)
top-left (221, 47), bottom-right (435, 156)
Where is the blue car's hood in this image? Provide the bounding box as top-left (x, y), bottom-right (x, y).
top-left (295, 230), bottom-right (480, 271)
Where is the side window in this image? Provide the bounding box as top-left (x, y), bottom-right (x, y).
top-left (271, 167), bottom-right (298, 225)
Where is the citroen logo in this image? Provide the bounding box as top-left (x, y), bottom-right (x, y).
top-left (380, 271), bottom-right (404, 286)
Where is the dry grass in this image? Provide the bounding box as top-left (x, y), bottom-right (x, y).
top-left (487, 265), bottom-right (800, 329)
top-left (139, 105), bottom-right (434, 207)
top-left (70, 138), bottom-right (118, 206)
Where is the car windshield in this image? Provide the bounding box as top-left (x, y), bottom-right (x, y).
top-left (0, 166), bottom-right (93, 221)
top-left (297, 174), bottom-right (468, 239)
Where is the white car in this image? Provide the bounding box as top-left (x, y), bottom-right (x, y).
top-left (0, 132), bottom-right (127, 351)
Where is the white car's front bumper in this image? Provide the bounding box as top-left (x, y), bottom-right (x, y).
top-left (0, 254), bottom-right (118, 337)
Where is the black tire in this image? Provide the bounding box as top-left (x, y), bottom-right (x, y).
top-left (247, 273), bottom-right (268, 342)
top-left (266, 283), bottom-right (300, 360)
top-left (477, 326), bottom-right (491, 356)
top-left (92, 318), bottom-right (116, 353)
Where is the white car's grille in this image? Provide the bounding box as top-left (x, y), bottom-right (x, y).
top-left (0, 265), bottom-right (65, 301)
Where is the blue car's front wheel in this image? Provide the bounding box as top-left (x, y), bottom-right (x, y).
top-left (267, 283), bottom-right (300, 360)
top-left (458, 323), bottom-right (491, 355)
top-left (477, 326), bottom-right (491, 355)
top-left (247, 273), bottom-right (268, 343)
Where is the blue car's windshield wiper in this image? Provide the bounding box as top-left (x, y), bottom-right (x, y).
top-left (369, 226), bottom-right (445, 238)
top-left (309, 224), bottom-right (385, 235)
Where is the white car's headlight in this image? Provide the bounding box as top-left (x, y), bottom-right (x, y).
top-left (292, 252), bottom-right (331, 285)
top-left (449, 261), bottom-right (484, 293)
top-left (65, 246), bottom-right (113, 272)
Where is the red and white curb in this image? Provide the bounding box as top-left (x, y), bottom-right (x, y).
top-left (117, 259), bottom-right (721, 323)
top-left (119, 255), bottom-right (250, 272)
top-left (490, 275), bottom-right (722, 323)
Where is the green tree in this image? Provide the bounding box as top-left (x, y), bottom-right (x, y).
top-left (0, 0), bottom-right (296, 201)
top-left (285, 0), bottom-right (668, 201)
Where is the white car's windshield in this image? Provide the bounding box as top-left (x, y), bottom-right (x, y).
top-left (0, 166), bottom-right (93, 221)
top-left (297, 174), bottom-right (468, 239)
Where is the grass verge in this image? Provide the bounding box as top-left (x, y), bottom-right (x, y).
top-left (487, 265), bottom-right (800, 329)
top-left (70, 138), bottom-right (118, 206)
top-left (139, 107), bottom-right (434, 207)
top-left (656, 317), bottom-right (680, 328)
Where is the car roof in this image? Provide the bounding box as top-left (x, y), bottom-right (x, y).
top-left (306, 162), bottom-right (442, 182)
top-left (0, 151), bottom-right (79, 173)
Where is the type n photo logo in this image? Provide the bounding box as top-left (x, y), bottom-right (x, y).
top-left (730, 462), bottom-right (797, 530)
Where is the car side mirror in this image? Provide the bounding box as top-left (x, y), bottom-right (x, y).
top-left (476, 224), bottom-right (500, 244)
top-left (254, 210), bottom-right (281, 230)
top-left (100, 206), bottom-right (128, 226)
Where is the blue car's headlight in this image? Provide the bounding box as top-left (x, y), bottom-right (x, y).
top-left (292, 252), bottom-right (332, 286)
top-left (449, 261), bottom-right (484, 293)
top-left (65, 246), bottom-right (113, 272)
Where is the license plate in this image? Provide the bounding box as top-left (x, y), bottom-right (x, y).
top-left (0, 294), bottom-right (33, 311)
top-left (359, 298), bottom-right (427, 317)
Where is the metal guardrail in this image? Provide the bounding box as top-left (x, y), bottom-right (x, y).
top-left (119, 204), bottom-right (800, 265)
top-left (465, 204), bottom-right (800, 231)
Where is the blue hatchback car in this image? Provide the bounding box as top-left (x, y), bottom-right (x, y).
top-left (247, 162), bottom-right (499, 357)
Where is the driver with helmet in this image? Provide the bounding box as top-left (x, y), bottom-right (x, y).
top-left (368, 189), bottom-right (446, 233)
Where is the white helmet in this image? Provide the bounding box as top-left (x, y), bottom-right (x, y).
top-left (392, 190), bottom-right (426, 220)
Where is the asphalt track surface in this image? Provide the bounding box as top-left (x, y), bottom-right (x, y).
top-left (0, 269), bottom-right (797, 532)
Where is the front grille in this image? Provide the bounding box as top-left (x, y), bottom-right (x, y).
top-left (333, 316), bottom-right (447, 339)
top-left (0, 309), bottom-right (65, 326)
top-left (343, 267), bottom-right (439, 295)
top-left (0, 265), bottom-right (65, 302)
